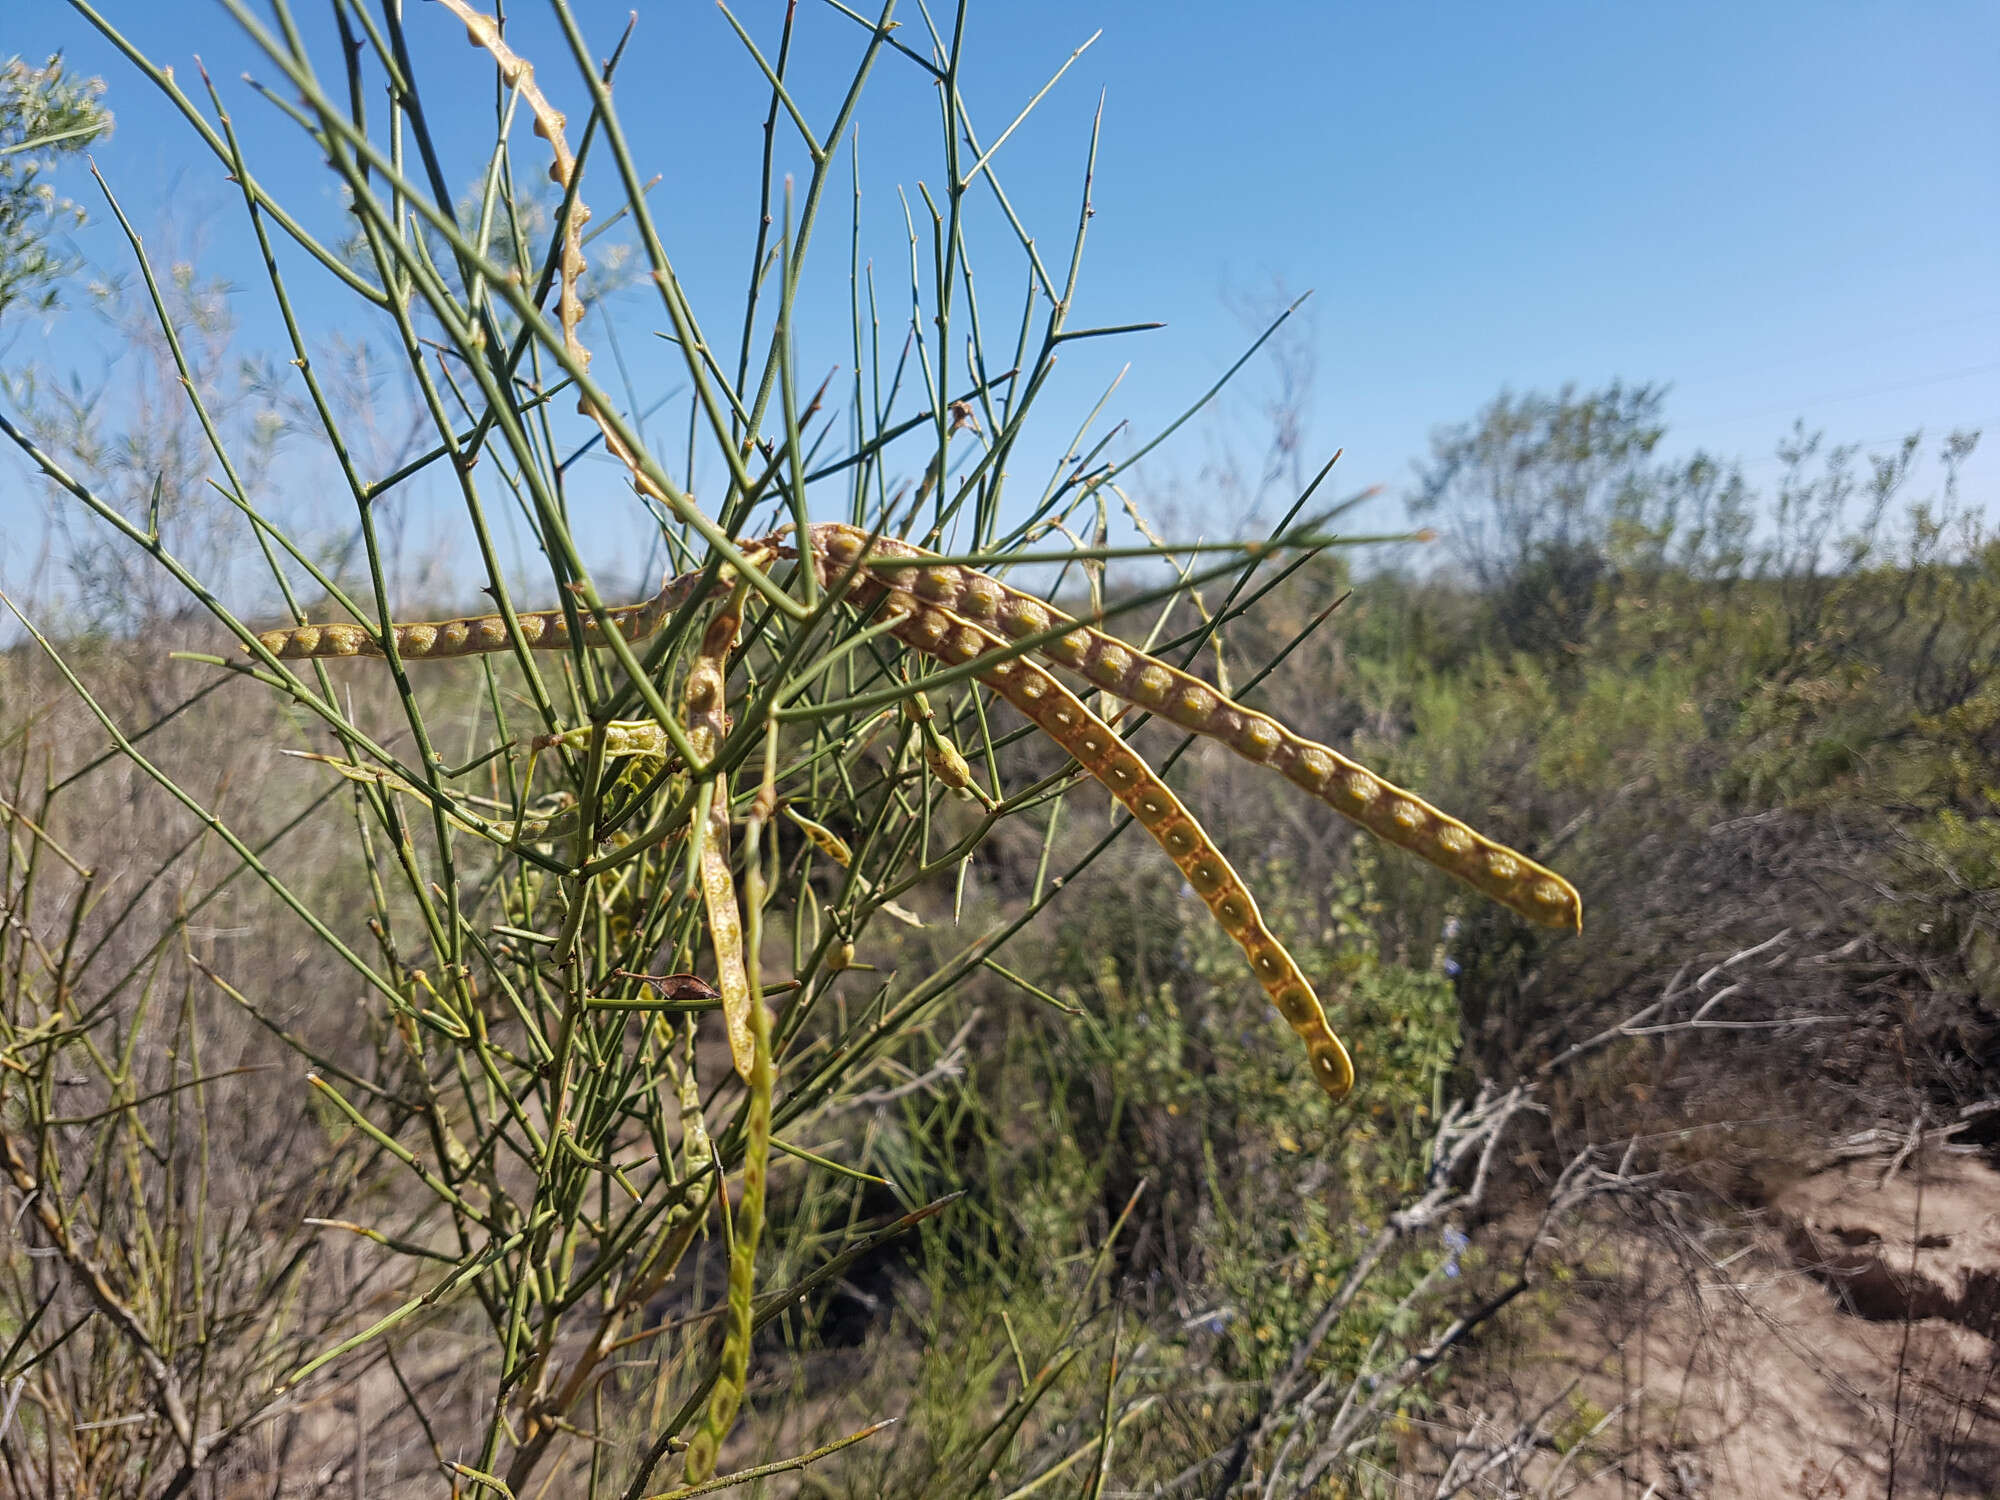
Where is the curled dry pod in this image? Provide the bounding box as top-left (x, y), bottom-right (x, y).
top-left (281, 750), bottom-right (584, 846)
top-left (531, 721), bottom-right (679, 844)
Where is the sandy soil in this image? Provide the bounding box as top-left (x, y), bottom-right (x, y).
top-left (1421, 1151), bottom-right (2000, 1498)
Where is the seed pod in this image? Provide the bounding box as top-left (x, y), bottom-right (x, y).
top-left (684, 917), bottom-right (772, 1486)
top-left (864, 587), bottom-right (1354, 1100)
top-left (281, 749), bottom-right (589, 846)
top-left (531, 721), bottom-right (679, 844)
top-left (533, 720), bottom-right (677, 762)
top-left (683, 589), bottom-right (759, 1084)
top-left (255, 563), bottom-right (725, 662)
top-left (241, 519), bottom-right (1582, 1107)
top-left (807, 522), bottom-right (1581, 934)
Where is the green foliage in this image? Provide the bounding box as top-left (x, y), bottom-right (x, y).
top-left (1399, 401), bottom-right (1991, 1121)
top-left (1167, 879), bottom-right (1464, 1383)
top-left (1409, 381), bottom-right (1759, 656)
top-left (903, 857), bottom-right (1471, 1461)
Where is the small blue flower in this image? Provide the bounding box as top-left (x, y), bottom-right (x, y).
top-left (1442, 958), bottom-right (1462, 978)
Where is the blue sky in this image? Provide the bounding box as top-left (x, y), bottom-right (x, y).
top-left (6, 0), bottom-right (1995, 583)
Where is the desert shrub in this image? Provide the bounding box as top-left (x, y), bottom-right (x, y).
top-left (1, 7), bottom-right (1584, 1497)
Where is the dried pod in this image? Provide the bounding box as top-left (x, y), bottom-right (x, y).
top-left (808, 522), bottom-right (1581, 934)
top-left (256, 569), bottom-right (715, 662)
top-left (867, 588), bottom-right (1354, 1099)
top-left (682, 590), bottom-right (758, 1084)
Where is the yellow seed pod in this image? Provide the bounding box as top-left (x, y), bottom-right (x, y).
top-left (236, 515), bottom-right (1588, 1105)
top-left (804, 521), bottom-right (1580, 934)
top-left (873, 597), bottom-right (1354, 1099)
top-left (255, 551), bottom-right (726, 663)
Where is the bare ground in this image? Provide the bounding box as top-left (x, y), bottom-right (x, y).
top-left (1419, 1152), bottom-right (2000, 1498)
